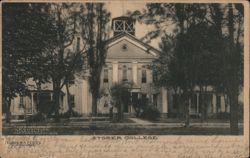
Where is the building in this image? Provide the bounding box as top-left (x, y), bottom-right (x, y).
top-left (7, 16), bottom-right (240, 119)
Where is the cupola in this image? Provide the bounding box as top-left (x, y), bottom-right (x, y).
top-left (111, 16), bottom-right (136, 36)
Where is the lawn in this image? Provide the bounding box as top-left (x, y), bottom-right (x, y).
top-left (2, 123), bottom-right (243, 135)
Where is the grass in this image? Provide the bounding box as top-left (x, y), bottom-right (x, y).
top-left (3, 121), bottom-right (243, 135)
top-left (3, 126), bottom-right (243, 135)
top-left (151, 118), bottom-right (243, 123)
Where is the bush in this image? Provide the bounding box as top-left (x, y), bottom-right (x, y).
top-left (59, 110), bottom-right (82, 118)
top-left (217, 112), bottom-right (229, 119)
top-left (26, 112), bottom-right (46, 123)
top-left (37, 100), bottom-right (54, 117)
top-left (141, 105), bottom-right (160, 121)
top-left (238, 102), bottom-right (243, 121)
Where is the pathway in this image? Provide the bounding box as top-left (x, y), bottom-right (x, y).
top-left (129, 118), bottom-right (153, 125)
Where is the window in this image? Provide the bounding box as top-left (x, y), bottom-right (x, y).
top-left (216, 95), bottom-right (221, 112)
top-left (152, 64), bottom-right (158, 83)
top-left (122, 65), bottom-right (128, 82)
top-left (19, 96), bottom-right (24, 108)
top-left (125, 21), bottom-right (134, 32)
top-left (103, 69), bottom-right (108, 83)
top-left (141, 66), bottom-right (147, 83)
top-left (69, 79), bottom-right (75, 85)
top-left (121, 44), bottom-right (128, 51)
top-left (69, 94), bottom-right (75, 107)
top-left (141, 94), bottom-right (147, 105)
top-left (172, 94), bottom-right (178, 110)
top-left (114, 20), bottom-right (124, 31)
top-left (153, 94), bottom-right (158, 107)
top-left (191, 94), bottom-right (197, 111)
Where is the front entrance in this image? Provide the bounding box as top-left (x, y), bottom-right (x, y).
top-left (132, 92), bottom-right (139, 111)
top-left (123, 92), bottom-right (140, 113)
top-left (123, 91), bottom-right (130, 113)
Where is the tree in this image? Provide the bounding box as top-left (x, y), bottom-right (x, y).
top-left (135, 4), bottom-right (212, 127)
top-left (79, 3), bottom-right (110, 116)
top-left (224, 4), bottom-right (243, 134)
top-left (208, 4), bottom-right (243, 134)
top-left (110, 83), bottom-right (131, 121)
top-left (42, 3), bottom-right (86, 120)
top-left (131, 3), bottom-right (243, 131)
top-left (2, 3), bottom-right (57, 123)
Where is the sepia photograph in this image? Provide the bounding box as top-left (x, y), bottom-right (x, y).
top-left (2, 2), bottom-right (245, 136)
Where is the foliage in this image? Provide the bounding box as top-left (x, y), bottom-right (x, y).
top-left (2, 3), bottom-right (58, 123)
top-left (131, 3), bottom-right (244, 132)
top-left (110, 83), bottom-right (132, 121)
top-left (79, 3), bottom-right (111, 116)
top-left (3, 3), bottom-right (111, 121)
top-left (26, 112), bottom-right (46, 123)
top-left (59, 110), bottom-right (82, 118)
top-left (37, 100), bottom-right (54, 117)
top-left (132, 96), bottom-right (148, 117)
top-left (141, 105), bottom-right (160, 121)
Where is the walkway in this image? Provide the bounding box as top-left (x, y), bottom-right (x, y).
top-left (129, 118), bottom-right (152, 125)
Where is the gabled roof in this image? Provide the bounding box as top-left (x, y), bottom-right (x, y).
top-left (105, 32), bottom-right (161, 57)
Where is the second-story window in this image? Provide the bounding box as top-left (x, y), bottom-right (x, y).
top-left (152, 64), bottom-right (158, 83)
top-left (122, 65), bottom-right (128, 82)
top-left (103, 69), bottom-right (108, 83)
top-left (69, 94), bottom-right (75, 107)
top-left (141, 66), bottom-right (147, 83)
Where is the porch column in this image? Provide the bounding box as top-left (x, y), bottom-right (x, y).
top-left (197, 93), bottom-right (199, 113)
top-left (221, 95), bottom-right (226, 112)
top-left (212, 94), bottom-right (216, 113)
top-left (31, 92), bottom-right (34, 114)
top-left (130, 92), bottom-right (132, 113)
top-left (132, 61), bottom-right (138, 84)
top-left (189, 98), bottom-right (191, 113)
top-left (82, 79), bottom-right (88, 114)
top-left (112, 61), bottom-right (118, 83)
top-left (50, 93), bottom-right (53, 100)
top-left (161, 88), bottom-right (168, 113)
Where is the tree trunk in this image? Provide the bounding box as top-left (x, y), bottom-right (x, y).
top-left (227, 3), bottom-right (239, 135)
top-left (185, 101), bottom-right (190, 127)
top-left (230, 92), bottom-right (239, 135)
top-left (177, 94), bottom-right (184, 119)
top-left (117, 98), bottom-right (124, 122)
top-left (36, 82), bottom-right (41, 112)
top-left (120, 103), bottom-right (124, 121)
top-left (52, 79), bottom-right (61, 122)
top-left (66, 82), bottom-right (72, 116)
top-left (184, 92), bottom-right (190, 127)
top-left (54, 90), bottom-right (60, 122)
top-left (5, 97), bottom-right (11, 124)
top-left (92, 93), bottom-right (98, 116)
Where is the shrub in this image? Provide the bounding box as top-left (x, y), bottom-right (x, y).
top-left (59, 110), bottom-right (82, 118)
top-left (141, 105), bottom-right (160, 121)
top-left (26, 112), bottom-right (46, 123)
top-left (37, 100), bottom-right (54, 116)
top-left (238, 102), bottom-right (243, 121)
top-left (215, 112), bottom-right (230, 119)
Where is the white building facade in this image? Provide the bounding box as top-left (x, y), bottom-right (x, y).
top-left (8, 16), bottom-right (241, 119)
